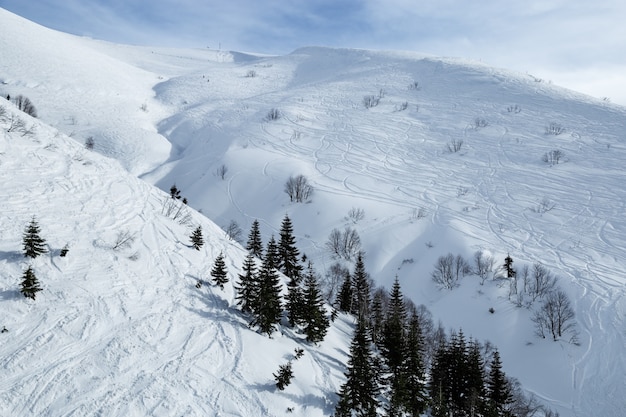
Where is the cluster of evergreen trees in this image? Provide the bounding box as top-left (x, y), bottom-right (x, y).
top-left (235, 216), bottom-right (329, 342)
top-left (333, 254), bottom-right (557, 417)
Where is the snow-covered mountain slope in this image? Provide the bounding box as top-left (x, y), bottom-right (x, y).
top-left (1, 8), bottom-right (625, 417)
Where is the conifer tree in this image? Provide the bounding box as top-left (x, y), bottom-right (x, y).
top-left (466, 339), bottom-right (486, 416)
top-left (278, 214), bottom-right (302, 280)
top-left (383, 278), bottom-right (409, 416)
top-left (334, 317), bottom-right (379, 417)
top-left (246, 219), bottom-right (263, 258)
top-left (302, 262), bottom-right (330, 343)
top-left (370, 289), bottom-right (386, 347)
top-left (210, 252), bottom-right (229, 289)
top-left (20, 265), bottom-right (42, 300)
top-left (403, 312), bottom-right (428, 416)
top-left (190, 225), bottom-right (204, 250)
top-left (251, 236), bottom-right (283, 336)
top-left (235, 252), bottom-right (258, 314)
top-left (351, 252), bottom-right (371, 321)
top-left (486, 350), bottom-right (513, 417)
top-left (429, 339), bottom-right (452, 417)
top-left (336, 271), bottom-right (353, 313)
top-left (274, 361), bottom-right (294, 390)
top-left (22, 216), bottom-right (47, 258)
top-left (504, 254), bottom-right (516, 278)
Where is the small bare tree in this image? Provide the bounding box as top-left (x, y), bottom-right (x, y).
top-left (265, 108), bottom-right (281, 121)
top-left (12, 95), bottom-right (37, 117)
top-left (545, 122), bottom-right (565, 135)
top-left (326, 227), bottom-right (361, 261)
top-left (446, 138), bottom-right (463, 153)
top-left (284, 174), bottom-right (313, 203)
top-left (111, 230), bottom-right (136, 251)
top-left (431, 253), bottom-right (456, 289)
top-left (542, 150), bottom-right (565, 166)
top-left (362, 95), bottom-right (380, 109)
top-left (532, 289), bottom-right (576, 341)
top-left (224, 220), bottom-right (243, 243)
top-left (528, 263), bottom-right (558, 302)
top-left (346, 207), bottom-right (365, 224)
top-left (215, 164), bottom-right (228, 180)
top-left (85, 136), bottom-right (95, 150)
top-left (474, 250), bottom-right (495, 285)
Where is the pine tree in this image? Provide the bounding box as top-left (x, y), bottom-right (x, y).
top-left (190, 225), bottom-right (204, 250)
top-left (20, 265), bottom-right (42, 300)
top-left (504, 254), bottom-right (516, 278)
top-left (466, 339), bottom-right (486, 416)
top-left (486, 350), bottom-right (513, 417)
top-left (285, 274), bottom-right (305, 327)
top-left (334, 317), bottom-right (379, 417)
top-left (246, 219), bottom-right (263, 258)
top-left (383, 278), bottom-right (409, 416)
top-left (302, 262), bottom-right (330, 343)
top-left (210, 252), bottom-right (229, 289)
top-left (403, 312), bottom-right (428, 416)
top-left (351, 252), bottom-right (371, 321)
top-left (370, 289), bottom-right (386, 347)
top-left (22, 216), bottom-right (47, 258)
top-left (429, 339), bottom-right (452, 417)
top-left (278, 214), bottom-right (302, 280)
top-left (273, 361), bottom-right (294, 390)
top-left (235, 252), bottom-right (258, 314)
top-left (336, 271), bottom-right (353, 313)
top-left (251, 236), bottom-right (283, 336)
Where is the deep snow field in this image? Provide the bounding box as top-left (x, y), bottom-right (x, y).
top-left (1, 8), bottom-right (625, 417)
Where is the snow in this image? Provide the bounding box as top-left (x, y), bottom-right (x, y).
top-left (1, 8), bottom-right (625, 417)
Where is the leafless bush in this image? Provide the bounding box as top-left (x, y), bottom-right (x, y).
top-left (528, 263), bottom-right (558, 302)
top-left (531, 198), bottom-right (556, 214)
top-left (161, 195), bottom-right (192, 225)
top-left (474, 117), bottom-right (488, 128)
top-left (215, 164), bottom-right (228, 180)
top-left (362, 95), bottom-right (380, 109)
top-left (545, 122), bottom-right (565, 135)
top-left (432, 253), bottom-right (456, 289)
top-left (507, 104), bottom-right (522, 113)
top-left (0, 105), bottom-right (7, 122)
top-left (12, 95), bottom-right (37, 118)
top-left (411, 207), bottom-right (427, 221)
top-left (395, 101), bottom-right (408, 112)
top-left (265, 108), bottom-right (281, 121)
top-left (284, 174), bottom-right (313, 203)
top-left (326, 227), bottom-right (361, 261)
top-left (474, 250), bottom-right (495, 285)
top-left (532, 289), bottom-right (576, 341)
top-left (85, 136), bottom-right (95, 150)
top-left (542, 149), bottom-right (565, 165)
top-left (246, 70), bottom-right (257, 78)
top-left (408, 81), bottom-right (420, 90)
top-left (346, 207), bottom-right (365, 224)
top-left (111, 230), bottom-right (136, 251)
top-left (446, 138), bottom-right (463, 153)
top-left (224, 220), bottom-right (243, 243)
top-left (5, 114), bottom-right (35, 137)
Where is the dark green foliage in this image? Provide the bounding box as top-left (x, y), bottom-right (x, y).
top-left (403, 312), bottom-right (428, 416)
top-left (334, 317), bottom-right (379, 417)
top-left (278, 215), bottom-right (302, 280)
top-left (235, 252), bottom-right (258, 314)
top-left (369, 289), bottom-right (386, 347)
top-left (169, 184), bottom-right (182, 200)
top-left (59, 244), bottom-right (69, 257)
top-left (302, 263), bottom-right (330, 343)
top-left (210, 252), bottom-right (229, 289)
top-left (251, 236), bottom-right (283, 336)
top-left (22, 216), bottom-right (47, 258)
top-left (20, 265), bottom-right (42, 300)
top-left (382, 278), bottom-right (407, 370)
top-left (246, 219), bottom-right (263, 258)
top-left (190, 225), bottom-right (204, 250)
top-left (274, 361), bottom-right (294, 390)
top-left (336, 271), bottom-right (353, 313)
top-left (285, 275), bottom-right (305, 327)
top-left (350, 253), bottom-right (371, 321)
top-left (504, 254), bottom-right (516, 278)
top-left (486, 350), bottom-right (513, 416)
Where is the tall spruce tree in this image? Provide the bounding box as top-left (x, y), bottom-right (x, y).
top-left (235, 252), bottom-right (258, 314)
top-left (23, 216), bottom-right (47, 258)
top-left (336, 271), bottom-right (353, 313)
top-left (210, 252), bottom-right (229, 289)
top-left (190, 225), bottom-right (204, 250)
top-left (278, 214), bottom-right (302, 280)
top-left (251, 236), bottom-right (283, 336)
top-left (302, 262), bottom-right (330, 343)
top-left (429, 338), bottom-right (452, 417)
top-left (351, 252), bottom-right (371, 321)
top-left (370, 289), bottom-right (386, 348)
top-left (20, 265), bottom-right (42, 299)
top-left (486, 350), bottom-right (513, 417)
top-left (504, 254), bottom-right (516, 279)
top-left (466, 339), bottom-right (486, 416)
top-left (246, 219), bottom-right (263, 258)
top-left (334, 317), bottom-right (379, 417)
top-left (403, 312), bottom-right (428, 416)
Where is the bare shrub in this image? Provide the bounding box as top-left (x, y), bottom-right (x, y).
top-left (215, 164), bottom-right (228, 180)
top-left (12, 95), bottom-right (37, 117)
top-left (473, 250), bottom-right (495, 285)
top-left (545, 122), bottom-right (565, 135)
top-left (474, 117), bottom-right (488, 128)
top-left (542, 149), bottom-right (565, 165)
top-left (346, 207), bottom-right (365, 224)
top-left (85, 136), bottom-right (95, 150)
top-left (408, 81), bottom-right (420, 90)
top-left (446, 138), bottom-right (463, 153)
top-left (532, 289), bottom-right (576, 341)
top-left (111, 230), bottom-right (136, 251)
top-left (507, 104), bottom-right (522, 113)
top-left (161, 188), bottom-right (192, 226)
top-left (326, 227), bottom-right (361, 261)
top-left (224, 220), bottom-right (243, 243)
top-left (362, 95), bottom-right (380, 109)
top-left (531, 198), bottom-right (556, 214)
top-left (411, 207), bottom-right (427, 221)
top-left (432, 253), bottom-right (456, 289)
top-left (284, 174), bottom-right (313, 203)
top-left (395, 101), bottom-right (408, 112)
top-left (246, 70), bottom-right (257, 78)
top-left (265, 108), bottom-right (281, 121)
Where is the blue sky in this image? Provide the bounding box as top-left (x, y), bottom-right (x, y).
top-left (1, 0), bottom-right (625, 105)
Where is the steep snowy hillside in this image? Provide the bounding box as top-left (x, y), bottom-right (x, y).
top-left (1, 8), bottom-right (625, 417)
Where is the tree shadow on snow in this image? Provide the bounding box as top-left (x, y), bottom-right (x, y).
top-left (0, 288), bottom-right (21, 301)
top-left (0, 250), bottom-right (22, 262)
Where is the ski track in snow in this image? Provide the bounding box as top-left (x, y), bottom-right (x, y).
top-left (1, 11), bottom-right (625, 417)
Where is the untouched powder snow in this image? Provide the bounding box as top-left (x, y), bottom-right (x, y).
top-left (1, 8), bottom-right (625, 417)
